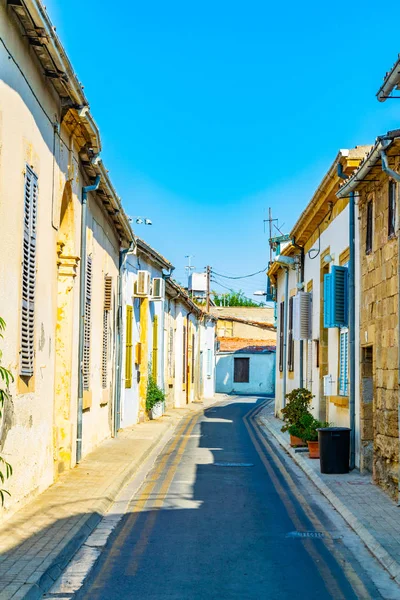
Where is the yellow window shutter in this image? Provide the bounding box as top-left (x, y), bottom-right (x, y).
top-left (152, 315), bottom-right (158, 381)
top-left (125, 305), bottom-right (133, 388)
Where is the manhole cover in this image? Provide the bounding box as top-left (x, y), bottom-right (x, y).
top-left (213, 462), bottom-right (254, 467)
top-left (286, 531), bottom-right (324, 539)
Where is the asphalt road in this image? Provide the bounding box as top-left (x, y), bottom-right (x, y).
top-left (77, 398), bottom-right (397, 599)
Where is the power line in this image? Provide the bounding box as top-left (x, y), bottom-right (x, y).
top-left (212, 266), bottom-right (268, 280)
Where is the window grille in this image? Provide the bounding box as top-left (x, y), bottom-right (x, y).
top-left (339, 328), bottom-right (349, 396)
top-left (388, 181), bottom-right (396, 238)
top-left (125, 305), bottom-right (133, 388)
top-left (366, 200), bottom-right (373, 254)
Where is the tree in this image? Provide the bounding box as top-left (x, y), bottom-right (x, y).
top-left (0, 318), bottom-right (13, 505)
top-left (211, 289), bottom-right (264, 307)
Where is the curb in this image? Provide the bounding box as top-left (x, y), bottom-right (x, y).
top-left (257, 409), bottom-right (400, 586)
top-left (22, 402), bottom-right (213, 600)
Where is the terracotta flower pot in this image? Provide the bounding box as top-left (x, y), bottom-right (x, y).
top-left (290, 434), bottom-right (306, 448)
top-left (307, 440), bottom-right (319, 459)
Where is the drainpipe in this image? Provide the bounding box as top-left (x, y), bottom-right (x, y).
top-left (76, 175), bottom-right (101, 463)
top-left (113, 242), bottom-right (134, 437)
top-left (282, 267), bottom-right (289, 409)
top-left (380, 149), bottom-right (400, 504)
top-left (337, 163), bottom-right (356, 469)
top-left (349, 190), bottom-right (356, 470)
top-left (292, 240), bottom-right (304, 388)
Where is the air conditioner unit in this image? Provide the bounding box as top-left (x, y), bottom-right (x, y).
top-left (152, 277), bottom-right (165, 301)
top-left (293, 292), bottom-right (312, 340)
top-left (134, 270), bottom-right (151, 296)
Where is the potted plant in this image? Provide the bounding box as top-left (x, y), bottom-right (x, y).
top-left (281, 388), bottom-right (313, 447)
top-left (300, 412), bottom-right (329, 459)
top-left (146, 375), bottom-right (165, 420)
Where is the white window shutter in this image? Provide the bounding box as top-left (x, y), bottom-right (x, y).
top-left (306, 339), bottom-right (313, 391)
top-left (83, 255), bottom-right (92, 391)
top-left (293, 292), bottom-right (312, 340)
top-left (339, 329), bottom-right (349, 396)
top-left (20, 166), bottom-right (38, 377)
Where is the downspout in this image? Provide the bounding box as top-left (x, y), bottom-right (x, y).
top-left (338, 163), bottom-right (356, 469)
top-left (282, 267), bottom-right (289, 409)
top-left (76, 174), bottom-right (101, 463)
top-left (380, 149), bottom-right (400, 503)
top-left (113, 243), bottom-right (134, 437)
top-left (292, 239), bottom-right (304, 388)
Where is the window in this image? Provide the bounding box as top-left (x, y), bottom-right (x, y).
top-left (366, 200), bottom-right (373, 254)
top-left (152, 315), bottom-right (158, 381)
top-left (388, 181), bottom-right (396, 237)
top-left (279, 301), bottom-right (284, 372)
top-left (83, 255), bottom-right (92, 390)
top-left (339, 328), bottom-right (349, 396)
top-left (288, 297), bottom-right (294, 371)
top-left (20, 166), bottom-right (38, 377)
top-left (102, 276), bottom-right (112, 389)
top-left (125, 305), bottom-right (133, 388)
top-left (234, 357), bottom-right (250, 383)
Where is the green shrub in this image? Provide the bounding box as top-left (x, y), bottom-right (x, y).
top-left (281, 388), bottom-right (313, 433)
top-left (299, 412), bottom-right (329, 442)
top-left (146, 374), bottom-right (165, 412)
top-left (0, 317), bottom-right (13, 505)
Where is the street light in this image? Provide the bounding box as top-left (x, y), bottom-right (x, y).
top-left (253, 290), bottom-right (266, 296)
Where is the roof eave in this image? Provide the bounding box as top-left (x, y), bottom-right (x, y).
top-left (377, 58), bottom-right (400, 102)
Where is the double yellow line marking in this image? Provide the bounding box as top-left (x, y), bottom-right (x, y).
top-left (91, 412), bottom-right (199, 589)
top-left (244, 401), bottom-right (369, 600)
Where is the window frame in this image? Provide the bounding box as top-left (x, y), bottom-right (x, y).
top-left (233, 357), bottom-right (250, 383)
top-left (288, 296), bottom-right (294, 371)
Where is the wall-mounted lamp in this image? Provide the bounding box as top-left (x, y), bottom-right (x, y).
top-left (297, 282), bottom-right (305, 290)
top-left (323, 253), bottom-right (334, 264)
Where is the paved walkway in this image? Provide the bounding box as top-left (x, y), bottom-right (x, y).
top-left (0, 398), bottom-right (221, 600)
top-left (258, 401), bottom-right (400, 586)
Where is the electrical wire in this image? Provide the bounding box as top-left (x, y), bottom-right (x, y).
top-left (210, 278), bottom-right (264, 305)
top-left (212, 266), bottom-right (269, 280)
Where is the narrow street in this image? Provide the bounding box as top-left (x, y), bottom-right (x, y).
top-left (74, 397), bottom-right (396, 600)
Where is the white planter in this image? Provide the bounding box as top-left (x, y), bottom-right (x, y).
top-left (150, 401), bottom-right (163, 420)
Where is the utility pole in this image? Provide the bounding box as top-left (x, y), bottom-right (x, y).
top-left (206, 265), bottom-right (211, 312)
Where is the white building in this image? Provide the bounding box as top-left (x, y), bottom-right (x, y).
top-left (268, 147), bottom-right (371, 467)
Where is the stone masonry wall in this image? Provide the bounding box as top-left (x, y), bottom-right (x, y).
top-left (359, 173), bottom-right (399, 499)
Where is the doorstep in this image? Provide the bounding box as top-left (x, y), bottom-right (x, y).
top-left (257, 400), bottom-right (400, 585)
top-left (0, 398), bottom-right (218, 600)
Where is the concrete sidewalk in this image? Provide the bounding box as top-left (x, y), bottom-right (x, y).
top-left (258, 401), bottom-right (400, 586)
top-left (0, 397), bottom-right (222, 600)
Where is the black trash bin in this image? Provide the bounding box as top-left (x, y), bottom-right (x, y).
top-left (318, 427), bottom-right (350, 474)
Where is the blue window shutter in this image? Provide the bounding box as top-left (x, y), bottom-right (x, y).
top-left (323, 274), bottom-right (332, 328)
top-left (331, 266), bottom-right (348, 328)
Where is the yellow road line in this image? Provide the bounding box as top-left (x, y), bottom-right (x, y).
top-left (251, 412), bottom-right (370, 599)
top-left (126, 413), bottom-right (199, 576)
top-left (90, 413), bottom-right (197, 591)
top-left (243, 408), bottom-right (345, 600)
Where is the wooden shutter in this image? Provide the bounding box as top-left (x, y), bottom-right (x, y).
top-left (293, 292), bottom-right (312, 340)
top-left (331, 266), bottom-right (348, 328)
top-left (279, 302), bottom-right (284, 372)
top-left (20, 166), bottom-right (38, 376)
top-left (125, 305), bottom-right (133, 388)
top-left (102, 276), bottom-right (112, 389)
top-left (234, 357), bottom-right (250, 383)
top-left (339, 329), bottom-right (349, 396)
top-left (152, 315), bottom-right (158, 381)
top-left (83, 255), bottom-right (92, 391)
top-left (288, 297), bottom-right (294, 371)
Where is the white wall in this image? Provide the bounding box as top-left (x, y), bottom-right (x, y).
top-left (216, 352), bottom-right (275, 395)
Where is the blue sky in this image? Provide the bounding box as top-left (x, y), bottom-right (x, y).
top-left (48, 0), bottom-right (400, 297)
